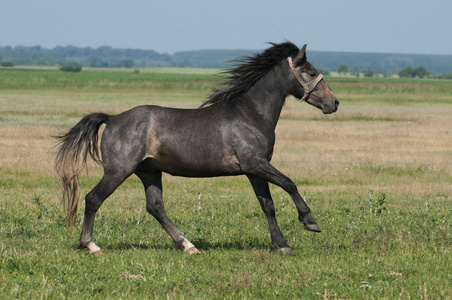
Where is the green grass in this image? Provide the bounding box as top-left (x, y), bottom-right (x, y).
top-left (0, 67), bottom-right (451, 299)
top-left (1, 174), bottom-right (450, 298)
top-left (0, 67), bottom-right (220, 91)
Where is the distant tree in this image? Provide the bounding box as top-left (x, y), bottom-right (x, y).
top-left (397, 66), bottom-right (415, 78)
top-left (398, 66), bottom-right (430, 78)
top-left (337, 64), bottom-right (349, 75)
top-left (96, 46), bottom-right (113, 57)
top-left (413, 66), bottom-right (430, 78)
top-left (0, 61), bottom-right (14, 67)
top-left (438, 73), bottom-right (452, 79)
top-left (119, 59), bottom-right (134, 68)
top-left (89, 58), bottom-right (109, 68)
top-left (364, 70), bottom-right (374, 77)
top-left (60, 65), bottom-right (82, 72)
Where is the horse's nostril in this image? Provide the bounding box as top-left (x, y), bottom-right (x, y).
top-left (335, 99), bottom-right (340, 107)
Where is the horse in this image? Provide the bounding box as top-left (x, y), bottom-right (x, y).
top-left (54, 42), bottom-right (339, 255)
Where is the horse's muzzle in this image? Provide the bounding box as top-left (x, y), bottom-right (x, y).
top-left (322, 98), bottom-right (339, 114)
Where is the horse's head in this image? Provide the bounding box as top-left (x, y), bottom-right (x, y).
top-left (288, 44), bottom-right (339, 114)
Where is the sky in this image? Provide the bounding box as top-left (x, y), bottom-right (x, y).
top-left (2, 0), bottom-right (452, 55)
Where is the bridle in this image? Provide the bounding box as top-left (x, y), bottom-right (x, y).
top-left (287, 56), bottom-right (323, 102)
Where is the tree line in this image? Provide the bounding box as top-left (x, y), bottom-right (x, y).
top-left (1, 45), bottom-right (452, 77)
top-left (336, 64), bottom-right (436, 78)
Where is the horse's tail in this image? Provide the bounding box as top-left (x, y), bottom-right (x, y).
top-left (54, 113), bottom-right (110, 226)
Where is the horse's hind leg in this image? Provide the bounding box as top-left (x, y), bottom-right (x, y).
top-left (79, 173), bottom-right (129, 254)
top-left (136, 170), bottom-right (200, 254)
top-left (248, 175), bottom-right (293, 254)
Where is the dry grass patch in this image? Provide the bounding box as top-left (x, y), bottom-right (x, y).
top-left (276, 100), bottom-right (452, 200)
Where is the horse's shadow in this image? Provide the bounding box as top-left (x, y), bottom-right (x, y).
top-left (92, 238), bottom-right (270, 253)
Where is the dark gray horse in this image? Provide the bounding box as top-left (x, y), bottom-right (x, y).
top-left (55, 42), bottom-right (339, 255)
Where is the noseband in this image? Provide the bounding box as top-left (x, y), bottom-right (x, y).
top-left (287, 57), bottom-right (323, 102)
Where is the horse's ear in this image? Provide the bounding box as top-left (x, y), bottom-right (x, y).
top-left (294, 44), bottom-right (307, 66)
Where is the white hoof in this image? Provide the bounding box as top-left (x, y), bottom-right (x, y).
top-left (86, 242), bottom-right (102, 254)
top-left (277, 247), bottom-right (294, 255)
top-left (184, 247), bottom-right (201, 255)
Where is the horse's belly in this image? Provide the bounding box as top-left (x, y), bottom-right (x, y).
top-left (143, 154), bottom-right (242, 178)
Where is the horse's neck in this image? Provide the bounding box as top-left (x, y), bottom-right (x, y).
top-left (239, 67), bottom-right (289, 129)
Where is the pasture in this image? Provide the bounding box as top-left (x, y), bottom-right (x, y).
top-left (0, 67), bottom-right (451, 299)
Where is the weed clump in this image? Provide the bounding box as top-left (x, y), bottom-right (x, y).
top-left (358, 190), bottom-right (387, 216)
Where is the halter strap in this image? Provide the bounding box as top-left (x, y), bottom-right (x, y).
top-left (287, 56), bottom-right (323, 102)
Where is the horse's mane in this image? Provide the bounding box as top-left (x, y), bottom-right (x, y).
top-left (200, 42), bottom-right (300, 108)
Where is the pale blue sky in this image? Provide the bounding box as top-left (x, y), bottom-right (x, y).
top-left (2, 0), bottom-right (451, 55)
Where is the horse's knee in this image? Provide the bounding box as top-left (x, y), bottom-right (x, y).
top-left (284, 181), bottom-right (298, 194)
top-left (146, 199), bottom-right (166, 219)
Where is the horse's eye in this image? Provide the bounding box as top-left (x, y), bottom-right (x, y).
top-left (309, 72), bottom-right (316, 77)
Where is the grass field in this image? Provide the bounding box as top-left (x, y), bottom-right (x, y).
top-left (1, 67), bottom-right (451, 299)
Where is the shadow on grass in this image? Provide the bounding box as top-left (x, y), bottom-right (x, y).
top-left (98, 237), bottom-right (271, 252)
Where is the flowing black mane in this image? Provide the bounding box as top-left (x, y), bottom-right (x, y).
top-left (200, 42), bottom-right (300, 108)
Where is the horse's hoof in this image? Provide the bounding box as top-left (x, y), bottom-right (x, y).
top-left (184, 247), bottom-right (201, 255)
top-left (304, 223), bottom-right (321, 232)
top-left (277, 247), bottom-right (294, 255)
top-left (83, 242), bottom-right (103, 254)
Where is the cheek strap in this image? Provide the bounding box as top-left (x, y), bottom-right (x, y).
top-left (287, 57), bottom-right (323, 102)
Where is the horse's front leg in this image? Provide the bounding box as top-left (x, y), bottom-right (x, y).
top-left (136, 170), bottom-right (200, 254)
top-left (247, 175), bottom-right (293, 254)
top-left (244, 160), bottom-right (321, 232)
